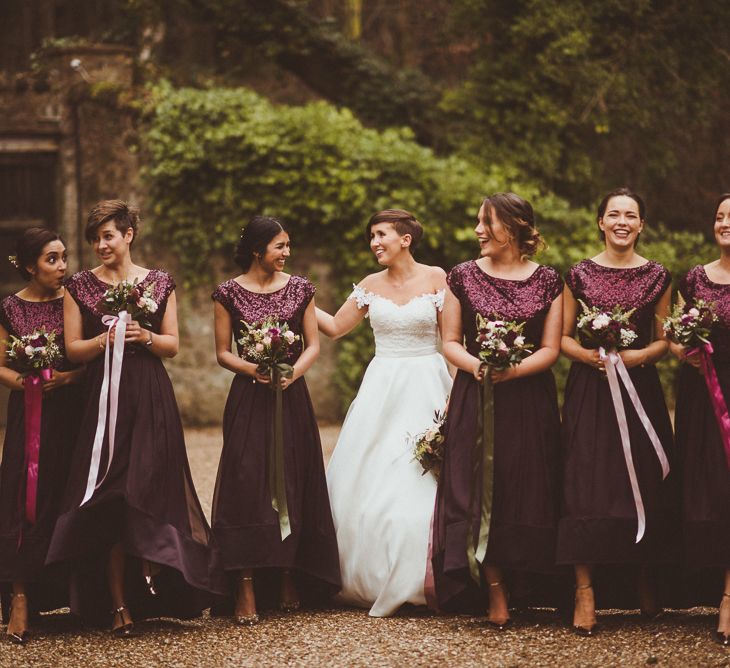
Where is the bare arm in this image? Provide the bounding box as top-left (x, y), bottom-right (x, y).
top-left (316, 297), bottom-right (367, 339)
top-left (441, 287), bottom-right (485, 382)
top-left (214, 300), bottom-right (262, 378)
top-left (560, 284), bottom-right (604, 371)
top-left (64, 290), bottom-right (106, 364)
top-left (619, 285), bottom-right (670, 369)
top-left (284, 298), bottom-right (320, 388)
top-left (0, 322), bottom-right (24, 391)
top-left (490, 292), bottom-right (563, 383)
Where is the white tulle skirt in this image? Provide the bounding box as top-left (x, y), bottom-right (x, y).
top-left (326, 351), bottom-right (452, 616)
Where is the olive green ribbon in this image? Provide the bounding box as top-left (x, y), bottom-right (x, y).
top-left (260, 362), bottom-right (294, 541)
top-left (466, 369), bottom-right (495, 584)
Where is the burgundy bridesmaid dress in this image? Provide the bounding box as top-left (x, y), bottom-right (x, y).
top-left (556, 260), bottom-right (680, 609)
top-left (432, 261), bottom-right (564, 612)
top-left (211, 276), bottom-right (340, 608)
top-left (0, 295), bottom-right (83, 618)
top-left (46, 270), bottom-right (225, 625)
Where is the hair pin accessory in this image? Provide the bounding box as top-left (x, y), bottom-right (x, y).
top-left (8, 255), bottom-right (18, 268)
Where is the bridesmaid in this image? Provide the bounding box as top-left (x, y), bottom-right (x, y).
top-left (46, 200), bottom-right (224, 636)
top-left (558, 188), bottom-right (677, 635)
top-left (671, 193), bottom-right (730, 645)
top-left (432, 193), bottom-right (563, 626)
top-left (0, 229), bottom-right (84, 643)
top-left (211, 216), bottom-right (340, 624)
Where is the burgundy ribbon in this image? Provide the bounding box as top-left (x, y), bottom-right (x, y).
top-left (688, 343), bottom-right (730, 470)
top-left (22, 367), bottom-right (52, 524)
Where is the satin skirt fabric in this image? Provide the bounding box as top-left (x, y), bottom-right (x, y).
top-left (46, 352), bottom-right (225, 624)
top-left (326, 352), bottom-right (451, 617)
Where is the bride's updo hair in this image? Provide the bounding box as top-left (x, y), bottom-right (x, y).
top-left (365, 209), bottom-right (423, 251)
top-left (482, 192), bottom-right (545, 258)
top-left (234, 216), bottom-right (287, 272)
top-left (85, 200), bottom-right (141, 244)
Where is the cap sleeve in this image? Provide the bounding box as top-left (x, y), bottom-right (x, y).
top-left (212, 281), bottom-right (233, 312)
top-left (348, 284), bottom-right (374, 310)
top-left (446, 264), bottom-right (465, 301)
top-left (64, 271), bottom-right (86, 306)
top-left (0, 298), bottom-right (11, 333)
top-left (564, 264), bottom-right (580, 295)
top-left (678, 265), bottom-right (699, 302)
top-left (544, 266), bottom-right (564, 302)
top-left (299, 276), bottom-right (316, 307)
top-left (151, 270), bottom-right (176, 305)
top-left (657, 264), bottom-right (672, 295)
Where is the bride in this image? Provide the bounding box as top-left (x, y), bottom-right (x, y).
top-left (317, 209), bottom-right (452, 617)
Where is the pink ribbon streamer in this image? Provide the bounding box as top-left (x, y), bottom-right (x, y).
top-left (22, 367), bottom-right (52, 524)
top-left (599, 347), bottom-right (670, 543)
top-left (688, 343), bottom-right (730, 470)
top-left (81, 311), bottom-right (131, 506)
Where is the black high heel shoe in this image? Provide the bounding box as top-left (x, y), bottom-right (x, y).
top-left (6, 592), bottom-right (28, 645)
top-left (572, 584), bottom-right (599, 637)
top-left (486, 581), bottom-right (512, 631)
top-left (111, 604), bottom-right (136, 638)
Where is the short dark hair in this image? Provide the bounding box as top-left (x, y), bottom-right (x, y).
top-left (365, 209), bottom-right (423, 251)
top-left (85, 200), bottom-right (140, 244)
top-left (713, 193), bottom-right (730, 222)
top-left (234, 216), bottom-right (287, 272)
top-left (482, 192), bottom-right (545, 258)
top-left (14, 227), bottom-right (64, 281)
top-left (596, 188), bottom-right (646, 242)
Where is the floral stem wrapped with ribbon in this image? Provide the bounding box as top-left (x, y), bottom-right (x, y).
top-left (81, 280), bottom-right (159, 507)
top-left (577, 300), bottom-right (670, 542)
top-left (664, 298), bottom-right (730, 469)
top-left (5, 328), bottom-right (61, 524)
top-left (238, 316), bottom-right (300, 541)
top-left (466, 314), bottom-right (533, 582)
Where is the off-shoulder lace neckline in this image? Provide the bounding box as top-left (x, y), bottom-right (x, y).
top-left (353, 284), bottom-right (444, 309)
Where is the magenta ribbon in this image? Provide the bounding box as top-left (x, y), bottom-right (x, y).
top-left (81, 311), bottom-right (131, 506)
top-left (599, 347), bottom-right (670, 543)
top-left (687, 343), bottom-right (730, 470)
top-left (23, 367), bottom-right (52, 524)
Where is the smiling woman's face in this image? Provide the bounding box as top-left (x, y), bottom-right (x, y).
top-left (598, 195), bottom-right (644, 250)
top-left (714, 198), bottom-right (730, 250)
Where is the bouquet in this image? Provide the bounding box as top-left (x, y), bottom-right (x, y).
top-left (237, 316), bottom-right (300, 380)
top-left (97, 278), bottom-right (158, 327)
top-left (662, 298), bottom-right (716, 348)
top-left (576, 300), bottom-right (638, 351)
top-left (410, 408), bottom-right (447, 477)
top-left (5, 327), bottom-right (61, 377)
top-left (476, 313), bottom-right (534, 370)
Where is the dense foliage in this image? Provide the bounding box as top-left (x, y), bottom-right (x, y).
top-left (142, 83), bottom-right (713, 412)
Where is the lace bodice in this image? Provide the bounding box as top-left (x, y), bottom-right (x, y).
top-left (349, 285), bottom-right (444, 358)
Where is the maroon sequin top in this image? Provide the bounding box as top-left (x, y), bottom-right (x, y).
top-left (566, 259), bottom-right (671, 349)
top-left (212, 276), bottom-right (315, 362)
top-left (65, 269), bottom-right (176, 346)
top-left (679, 265), bottom-right (730, 363)
top-left (447, 261), bottom-right (563, 356)
top-left (0, 295), bottom-right (70, 371)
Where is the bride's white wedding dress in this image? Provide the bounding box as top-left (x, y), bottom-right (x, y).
top-left (326, 285), bottom-right (452, 617)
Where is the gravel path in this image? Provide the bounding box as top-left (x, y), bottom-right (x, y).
top-left (2, 427), bottom-right (728, 668)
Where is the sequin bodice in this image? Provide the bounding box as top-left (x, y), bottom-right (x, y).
top-left (65, 269), bottom-right (176, 339)
top-left (212, 275), bottom-right (315, 362)
top-left (566, 260), bottom-right (671, 349)
top-left (447, 261), bottom-right (562, 356)
top-left (679, 265), bottom-right (730, 363)
top-left (0, 295), bottom-right (70, 370)
top-left (349, 286), bottom-right (444, 358)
